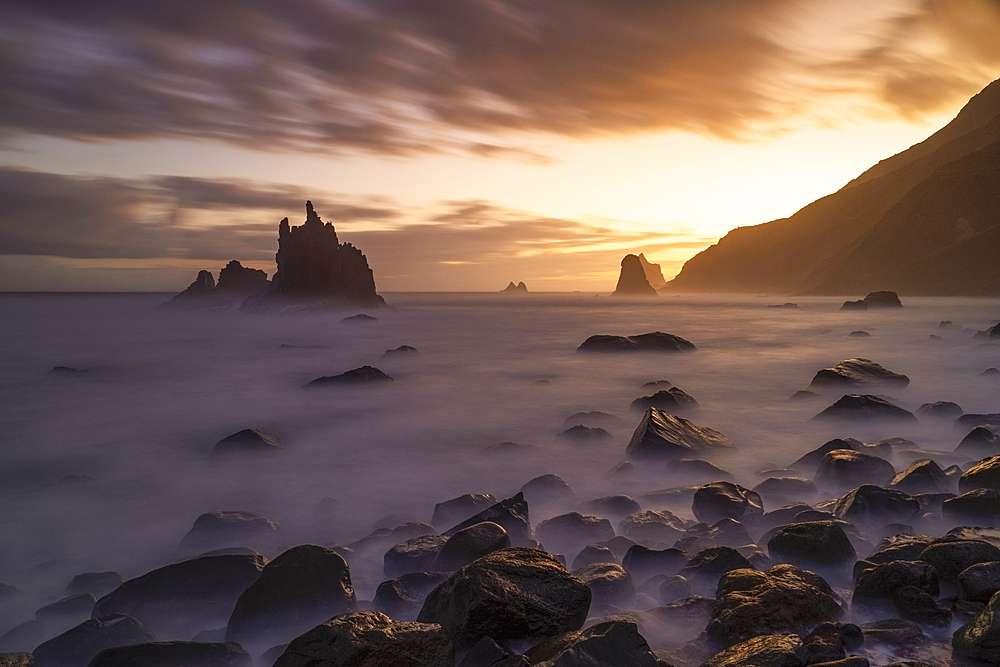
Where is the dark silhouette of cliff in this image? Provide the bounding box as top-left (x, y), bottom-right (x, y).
top-left (217, 260), bottom-right (268, 293)
top-left (166, 261), bottom-right (268, 308)
top-left (613, 254), bottom-right (658, 296)
top-left (242, 201), bottom-right (384, 310)
top-left (502, 281), bottom-right (528, 292)
top-left (665, 77), bottom-right (1000, 296)
top-left (638, 254), bottom-right (666, 289)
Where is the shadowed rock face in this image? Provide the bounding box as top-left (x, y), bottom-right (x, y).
top-left (167, 262), bottom-right (268, 308)
top-left (626, 408), bottom-right (736, 459)
top-left (638, 254), bottom-right (667, 290)
top-left (243, 201), bottom-right (384, 309)
top-left (216, 261), bottom-right (268, 294)
top-left (613, 254), bottom-right (658, 296)
top-left (809, 358), bottom-right (910, 389)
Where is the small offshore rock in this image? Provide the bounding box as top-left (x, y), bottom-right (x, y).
top-left (917, 401), bottom-right (963, 420)
top-left (809, 358), bottom-right (909, 388)
top-left (692, 481), bottom-right (764, 525)
top-left (212, 429), bottom-right (283, 456)
top-left (305, 366), bottom-right (393, 387)
top-left (626, 408), bottom-right (736, 459)
top-left (577, 332), bottom-right (695, 353)
top-left (812, 395), bottom-right (917, 422)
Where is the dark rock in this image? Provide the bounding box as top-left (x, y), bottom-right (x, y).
top-left (957, 427), bottom-right (1000, 457)
top-left (416, 548), bottom-right (591, 649)
top-left (752, 478), bottom-right (817, 505)
top-left (702, 634), bottom-right (809, 667)
top-left (961, 455), bottom-right (1000, 492)
top-left (502, 281), bottom-right (528, 293)
top-left (917, 402), bottom-right (963, 420)
top-left (571, 545), bottom-right (617, 570)
top-left (431, 494), bottom-right (498, 531)
top-left (32, 615), bottom-right (155, 667)
top-left (848, 331), bottom-right (871, 337)
top-left (383, 535), bottom-right (448, 578)
top-left (613, 254), bottom-right (658, 297)
top-left (864, 291), bottom-right (902, 307)
top-left (562, 411), bottom-right (625, 429)
top-left (944, 489), bottom-right (1000, 521)
top-left (888, 460), bottom-right (951, 495)
top-left (958, 562), bottom-right (1000, 603)
top-left (444, 493), bottom-right (532, 547)
top-left (577, 332), bottom-right (695, 354)
top-left (519, 475), bottom-right (575, 509)
top-left (341, 313), bottom-right (376, 322)
top-left (212, 429), bottom-right (282, 456)
top-left (802, 622), bottom-right (863, 663)
top-left (982, 369), bottom-right (1000, 377)
top-left (891, 585), bottom-right (951, 628)
top-left (791, 390), bottom-right (819, 401)
top-left (707, 564), bottom-right (843, 647)
top-left (812, 395), bottom-right (917, 422)
top-left (305, 365), bottom-right (393, 386)
top-left (760, 505), bottom-right (813, 530)
top-left (350, 522), bottom-right (435, 554)
top-left (792, 438), bottom-right (865, 471)
top-left (865, 537), bottom-right (934, 565)
top-left (460, 637), bottom-right (510, 667)
top-left (668, 459), bottom-right (733, 482)
top-left (626, 408), bottom-right (735, 460)
top-left (692, 481), bottom-right (764, 525)
top-left (170, 270), bottom-right (215, 300)
top-left (919, 539), bottom-right (1000, 582)
top-left (582, 495), bottom-right (641, 522)
top-left (809, 358), bottom-right (909, 388)
top-left (954, 590), bottom-right (1000, 663)
top-left (242, 202), bottom-right (384, 309)
top-left (522, 620), bottom-right (658, 666)
top-left (571, 563), bottom-right (634, 610)
top-left (432, 522), bottom-right (510, 572)
top-left (225, 545), bottom-right (357, 655)
top-left (767, 303), bottom-right (798, 308)
top-left (0, 622), bottom-right (44, 654)
top-left (270, 611), bottom-right (452, 667)
top-left (657, 576), bottom-right (694, 604)
top-left (597, 536), bottom-right (637, 561)
top-left (535, 513), bottom-right (614, 556)
top-left (92, 555), bottom-right (267, 640)
top-left (617, 511), bottom-right (686, 548)
top-left (382, 345), bottom-right (418, 358)
top-left (216, 261), bottom-right (267, 294)
top-left (767, 522), bottom-right (856, 574)
top-left (179, 511), bottom-right (279, 551)
top-left (0, 654), bottom-right (32, 667)
top-left (87, 641), bottom-right (251, 667)
top-left (674, 518), bottom-right (752, 553)
top-left (630, 388), bottom-right (698, 414)
top-left (841, 300), bottom-right (868, 311)
top-left (859, 619), bottom-right (924, 649)
top-left (956, 412), bottom-right (1000, 429)
top-left (371, 572), bottom-right (450, 621)
top-left (555, 425), bottom-right (611, 442)
top-left (676, 547), bottom-right (752, 595)
top-left (66, 573), bottom-right (124, 599)
top-left (35, 594), bottom-right (95, 629)
top-left (832, 485), bottom-right (920, 526)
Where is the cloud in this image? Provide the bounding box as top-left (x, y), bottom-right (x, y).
top-left (0, 0), bottom-right (997, 156)
top-left (0, 167), bottom-right (707, 290)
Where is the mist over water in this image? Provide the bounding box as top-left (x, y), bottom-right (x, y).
top-left (1, 291), bottom-right (999, 610)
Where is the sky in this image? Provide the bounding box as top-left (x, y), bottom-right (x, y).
top-left (1, 0), bottom-right (999, 292)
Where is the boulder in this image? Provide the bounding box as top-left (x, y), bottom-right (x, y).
top-left (957, 413), bottom-right (1000, 429)
top-left (270, 611), bottom-right (452, 667)
top-left (675, 518), bottom-right (752, 553)
top-left (706, 565), bottom-right (843, 647)
top-left (383, 535), bottom-right (448, 578)
top-left (382, 345), bottom-right (419, 358)
top-left (767, 522), bottom-right (856, 574)
top-left (416, 548), bottom-right (591, 649)
top-left (859, 619), bottom-right (924, 650)
top-left (371, 572), bottom-right (450, 621)
top-left (617, 511), bottom-right (686, 548)
top-left (692, 482), bottom-right (764, 525)
top-left (35, 595), bottom-right (95, 633)
top-left (626, 409), bottom-right (735, 459)
top-left (815, 451), bottom-right (895, 490)
top-left (701, 634), bottom-right (809, 667)
top-left (305, 366), bottom-right (393, 386)
top-left (621, 546), bottom-right (688, 584)
top-left (752, 478), bottom-right (817, 505)
top-left (630, 388), bottom-right (698, 414)
top-left (959, 562), bottom-right (1000, 603)
top-left (676, 547), bottom-right (752, 595)
top-left (341, 313), bottom-right (376, 322)
top-left (853, 560), bottom-right (939, 611)
top-left (87, 641), bottom-right (251, 667)
top-left (522, 620), bottom-right (659, 666)
top-left (919, 539), bottom-right (1000, 582)
top-left (225, 545), bottom-right (357, 655)
top-left (571, 545), bottom-right (618, 570)
top-left (954, 590), bottom-right (1000, 663)
top-left (791, 439), bottom-right (865, 471)
top-left (444, 493), bottom-right (532, 547)
top-left (960, 455), bottom-right (1000, 492)
top-left (832, 485), bottom-right (920, 526)
top-left (917, 401), bottom-right (963, 420)
top-left (944, 488), bottom-right (1000, 521)
top-left (840, 300), bottom-right (867, 311)
top-left (212, 429), bottom-right (282, 456)
top-left (536, 513), bottom-right (614, 557)
top-left (863, 291), bottom-right (902, 307)
top-left (582, 496), bottom-right (641, 522)
top-left (179, 511), bottom-right (279, 551)
top-left (459, 637), bottom-right (511, 667)
top-left (812, 395), bottom-right (917, 422)
top-left (571, 563), bottom-right (634, 610)
top-left (65, 573), bottom-right (124, 599)
top-left (888, 460), bottom-right (952, 495)
top-left (577, 332), bottom-right (696, 353)
top-left (172, 270), bottom-right (215, 299)
top-left (555, 425), bottom-right (612, 442)
top-left (431, 522), bottom-right (510, 572)
top-left (891, 585), bottom-right (951, 628)
top-left (801, 622), bottom-right (864, 664)
top-left (92, 555), bottom-right (267, 640)
top-left (0, 655), bottom-right (32, 667)
top-left (519, 475), bottom-right (576, 510)
top-left (32, 616), bottom-right (155, 667)
top-left (431, 494), bottom-right (497, 530)
top-left (957, 427), bottom-right (1000, 457)
top-left (612, 255), bottom-right (658, 297)
top-left (809, 359), bottom-right (910, 389)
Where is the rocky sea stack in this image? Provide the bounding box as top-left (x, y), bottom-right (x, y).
top-left (166, 261), bottom-right (269, 308)
top-left (613, 254), bottom-right (657, 297)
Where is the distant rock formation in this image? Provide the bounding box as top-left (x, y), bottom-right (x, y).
top-left (166, 261), bottom-right (268, 308)
top-left (502, 282), bottom-right (528, 292)
top-left (637, 254), bottom-right (667, 289)
top-left (613, 254), bottom-right (657, 296)
top-left (217, 260), bottom-right (268, 294)
top-left (242, 201), bottom-right (384, 310)
top-left (840, 291), bottom-right (902, 310)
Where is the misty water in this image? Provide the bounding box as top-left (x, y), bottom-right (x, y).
top-left (1, 292), bottom-right (999, 638)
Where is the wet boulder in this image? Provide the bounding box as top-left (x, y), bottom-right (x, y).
top-left (706, 564), bottom-right (843, 647)
top-left (626, 408), bottom-right (735, 460)
top-left (618, 510), bottom-right (686, 548)
top-left (956, 427), bottom-right (1000, 458)
top-left (917, 401), bottom-right (963, 420)
top-left (959, 562), bottom-right (1000, 603)
top-left (371, 572), bottom-right (450, 621)
top-left (225, 545), bottom-right (357, 655)
top-left (919, 539), bottom-right (1000, 583)
top-left (630, 388), bottom-right (698, 414)
top-left (692, 481), bottom-right (764, 525)
top-left (960, 456), bottom-right (1000, 492)
top-left (0, 654), bottom-right (32, 667)
top-left (812, 395), bottom-right (917, 423)
top-left (752, 477), bottom-right (817, 506)
top-left (416, 548), bottom-right (591, 649)
top-left (571, 563), bottom-right (634, 610)
top-left (383, 535), bottom-right (448, 578)
top-left (32, 615), bottom-right (156, 667)
top-left (888, 459), bottom-right (951, 495)
top-left (944, 488), bottom-right (1000, 521)
top-left (92, 554), bottom-right (267, 640)
top-left (801, 622), bottom-right (864, 664)
top-left (87, 641), bottom-right (251, 667)
top-left (65, 573), bottom-right (124, 599)
top-left (521, 620), bottom-right (659, 667)
top-left (444, 493), bottom-right (532, 547)
top-left (577, 332), bottom-right (695, 353)
top-left (702, 634), bottom-right (809, 667)
top-left (535, 513), bottom-right (613, 556)
top-left (431, 494), bottom-right (497, 530)
top-left (832, 485), bottom-right (920, 526)
top-left (212, 429), bottom-right (283, 456)
top-left (676, 547), bottom-right (752, 596)
top-left (863, 291), bottom-right (902, 307)
top-left (571, 545), bottom-right (617, 570)
top-left (179, 511), bottom-right (279, 552)
top-left (954, 591), bottom-right (1000, 664)
top-left (582, 495), bottom-right (641, 522)
top-left (891, 585), bottom-right (951, 629)
top-left (675, 518), bottom-right (753, 554)
top-left (853, 560), bottom-right (939, 615)
top-left (815, 450), bottom-right (895, 491)
top-left (432, 522), bottom-right (510, 572)
top-left (767, 522), bottom-right (856, 575)
top-left (35, 595), bottom-right (95, 634)
top-left (791, 439), bottom-right (865, 472)
top-left (271, 611), bottom-right (453, 667)
top-left (519, 475), bottom-right (575, 510)
top-left (621, 546), bottom-right (688, 584)
top-left (809, 359), bottom-right (910, 389)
